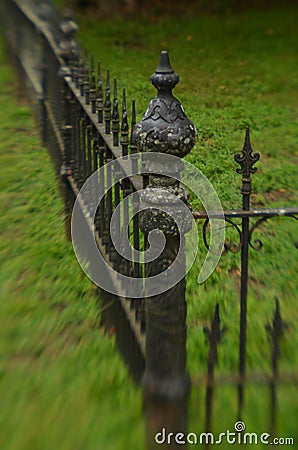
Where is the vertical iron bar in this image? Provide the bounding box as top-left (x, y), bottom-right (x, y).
top-left (134, 52), bottom-right (197, 450)
top-left (104, 70), bottom-right (111, 134)
top-left (84, 62), bottom-right (90, 104)
top-left (266, 299), bottom-right (287, 437)
top-left (60, 80), bottom-right (75, 239)
top-left (111, 157), bottom-right (121, 269)
top-left (86, 123), bottom-right (93, 210)
top-left (98, 139), bottom-right (106, 237)
top-left (78, 57), bottom-right (84, 96)
top-left (40, 32), bottom-right (48, 145)
top-left (104, 145), bottom-right (113, 252)
top-left (82, 116), bottom-right (87, 184)
top-left (93, 135), bottom-right (99, 230)
top-left (96, 61), bottom-right (103, 123)
top-left (112, 78), bottom-right (120, 146)
top-left (72, 54), bottom-right (79, 85)
top-left (234, 127), bottom-right (260, 419)
top-left (90, 56), bottom-right (96, 114)
top-left (203, 304), bottom-right (225, 449)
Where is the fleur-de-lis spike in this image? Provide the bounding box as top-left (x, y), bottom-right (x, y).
top-left (84, 47), bottom-right (89, 62)
top-left (97, 61), bottom-right (101, 81)
top-left (204, 303), bottom-right (226, 366)
top-left (131, 98), bottom-right (136, 129)
top-left (104, 69), bottom-right (111, 134)
top-left (96, 61), bottom-right (103, 123)
top-left (130, 99), bottom-right (137, 155)
top-left (120, 88), bottom-right (129, 156)
top-left (90, 54), bottom-right (94, 73)
top-left (112, 78), bottom-right (120, 146)
top-left (234, 126), bottom-right (260, 178)
top-left (106, 69), bottom-right (110, 93)
top-left (266, 299), bottom-right (287, 342)
top-left (78, 57), bottom-right (84, 96)
top-left (266, 298), bottom-right (288, 373)
top-left (90, 71), bottom-right (96, 114)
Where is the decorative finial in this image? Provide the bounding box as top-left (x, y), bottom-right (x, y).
top-left (120, 88), bottom-right (129, 156)
top-left (96, 61), bottom-right (103, 123)
top-left (132, 51), bottom-right (197, 157)
top-left (150, 50), bottom-right (179, 92)
top-left (204, 303), bottom-right (226, 365)
top-left (266, 298), bottom-right (287, 343)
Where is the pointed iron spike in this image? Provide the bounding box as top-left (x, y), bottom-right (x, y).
top-left (275, 297), bottom-right (280, 314)
top-left (84, 63), bottom-right (89, 80)
top-left (90, 54), bottom-right (94, 71)
top-left (156, 50), bottom-right (174, 74)
top-left (129, 99), bottom-right (138, 155)
top-left (114, 78), bottom-right (117, 100)
top-left (104, 70), bottom-right (111, 134)
top-left (112, 79), bottom-right (120, 146)
top-left (97, 61), bottom-right (101, 78)
top-left (122, 88), bottom-right (126, 112)
top-left (120, 89), bottom-right (128, 137)
top-left (273, 298), bottom-right (285, 338)
top-left (131, 99), bottom-right (136, 128)
top-left (78, 57), bottom-right (85, 96)
top-left (91, 71), bottom-right (96, 87)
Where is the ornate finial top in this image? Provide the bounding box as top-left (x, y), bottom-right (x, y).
top-left (150, 51), bottom-right (179, 92)
top-left (156, 51), bottom-right (174, 73)
top-left (234, 127), bottom-right (260, 178)
top-left (266, 298), bottom-right (287, 340)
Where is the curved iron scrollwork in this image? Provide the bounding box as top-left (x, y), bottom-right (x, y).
top-left (248, 213), bottom-right (298, 251)
top-left (200, 213), bottom-right (298, 255)
top-left (202, 218), bottom-right (243, 255)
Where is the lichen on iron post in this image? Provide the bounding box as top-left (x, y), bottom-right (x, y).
top-left (132, 51), bottom-right (197, 449)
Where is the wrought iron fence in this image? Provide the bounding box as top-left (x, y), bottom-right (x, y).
top-left (1, 1), bottom-right (297, 449)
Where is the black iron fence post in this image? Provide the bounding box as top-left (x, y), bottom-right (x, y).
top-left (133, 51), bottom-right (197, 449)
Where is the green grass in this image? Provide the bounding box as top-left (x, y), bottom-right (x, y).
top-left (0, 35), bottom-right (145, 450)
top-left (2, 3), bottom-right (298, 449)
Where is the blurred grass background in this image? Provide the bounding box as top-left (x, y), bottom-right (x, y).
top-left (0, 33), bottom-right (145, 450)
top-left (1, 1), bottom-right (298, 449)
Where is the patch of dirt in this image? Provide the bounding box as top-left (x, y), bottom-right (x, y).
top-left (250, 189), bottom-right (296, 207)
